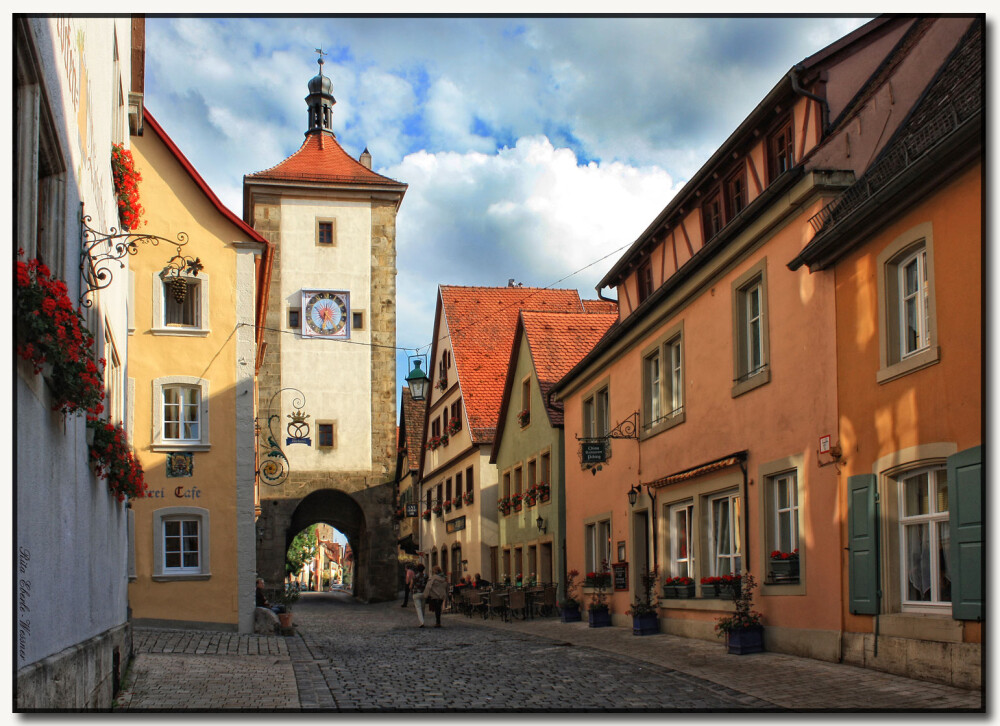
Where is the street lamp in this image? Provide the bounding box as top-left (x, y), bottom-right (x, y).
top-left (627, 484), bottom-right (641, 507)
top-left (405, 357), bottom-right (429, 401)
top-left (536, 515), bottom-right (546, 534)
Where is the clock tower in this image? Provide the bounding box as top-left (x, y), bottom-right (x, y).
top-left (244, 53), bottom-right (407, 601)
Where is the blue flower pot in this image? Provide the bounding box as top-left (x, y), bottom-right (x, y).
top-left (632, 614), bottom-right (659, 636)
top-left (726, 626), bottom-right (764, 655)
top-left (560, 605), bottom-right (581, 623)
top-left (588, 609), bottom-right (612, 628)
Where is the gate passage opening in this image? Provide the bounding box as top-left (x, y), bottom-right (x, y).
top-left (285, 523), bottom-right (353, 594)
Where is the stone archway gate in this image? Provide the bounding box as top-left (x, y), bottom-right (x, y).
top-left (256, 481), bottom-right (398, 603)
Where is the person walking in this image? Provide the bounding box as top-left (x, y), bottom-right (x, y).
top-left (401, 564), bottom-right (414, 608)
top-left (411, 564), bottom-right (428, 628)
top-left (424, 565), bottom-right (448, 628)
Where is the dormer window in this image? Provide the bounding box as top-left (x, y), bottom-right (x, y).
top-left (767, 118), bottom-right (794, 183)
top-left (727, 168), bottom-right (747, 218)
top-left (703, 191), bottom-right (724, 241)
top-left (637, 260), bottom-right (654, 304)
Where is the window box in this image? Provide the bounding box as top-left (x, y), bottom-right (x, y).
top-left (464, 491), bottom-right (474, 505)
top-left (632, 613), bottom-right (659, 636)
top-left (588, 608), bottom-right (612, 628)
top-left (517, 409), bottom-right (530, 427)
top-left (726, 626), bottom-right (764, 655)
top-left (768, 551), bottom-right (799, 582)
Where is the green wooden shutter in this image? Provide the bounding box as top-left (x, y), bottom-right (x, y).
top-left (948, 446), bottom-right (982, 621)
top-left (848, 474), bottom-right (879, 615)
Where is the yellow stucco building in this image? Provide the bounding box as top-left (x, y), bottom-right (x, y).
top-left (127, 109), bottom-right (271, 632)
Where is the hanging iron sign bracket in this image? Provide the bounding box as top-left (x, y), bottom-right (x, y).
top-left (79, 202), bottom-right (198, 307)
top-left (255, 387), bottom-right (310, 487)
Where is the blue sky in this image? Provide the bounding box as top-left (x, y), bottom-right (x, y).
top-left (143, 16), bottom-right (872, 403)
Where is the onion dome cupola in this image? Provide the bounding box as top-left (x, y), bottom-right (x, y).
top-left (306, 48), bottom-right (336, 136)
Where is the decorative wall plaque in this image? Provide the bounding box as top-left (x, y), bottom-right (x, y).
top-left (166, 452), bottom-right (193, 478)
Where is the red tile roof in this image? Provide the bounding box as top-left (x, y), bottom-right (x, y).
top-left (520, 311), bottom-right (620, 428)
top-left (439, 286), bottom-right (589, 443)
top-left (401, 386), bottom-right (427, 472)
top-left (581, 299), bottom-right (619, 315)
top-left (245, 132), bottom-right (405, 187)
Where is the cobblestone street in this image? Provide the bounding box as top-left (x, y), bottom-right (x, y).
top-left (117, 591), bottom-right (982, 712)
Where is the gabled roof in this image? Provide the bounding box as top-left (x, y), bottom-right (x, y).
top-left (142, 109), bottom-right (273, 351)
top-left (438, 286), bottom-right (589, 444)
top-left (245, 132), bottom-right (405, 188)
top-left (581, 299), bottom-right (619, 315)
top-left (490, 309), bottom-right (618, 463)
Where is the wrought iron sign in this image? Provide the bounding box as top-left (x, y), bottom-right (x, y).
top-left (576, 410), bottom-right (639, 464)
top-left (256, 388), bottom-right (310, 487)
top-left (79, 202), bottom-right (197, 307)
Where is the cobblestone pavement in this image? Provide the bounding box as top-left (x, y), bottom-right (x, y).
top-left (117, 592), bottom-right (982, 712)
top-left (116, 630), bottom-right (298, 710)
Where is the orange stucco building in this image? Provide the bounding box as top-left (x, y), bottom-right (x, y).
top-left (552, 15), bottom-right (981, 685)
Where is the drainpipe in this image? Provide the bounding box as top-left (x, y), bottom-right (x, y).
top-left (789, 64), bottom-right (830, 136)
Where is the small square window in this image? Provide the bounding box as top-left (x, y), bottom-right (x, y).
top-left (352, 310), bottom-right (365, 330)
top-left (318, 422), bottom-right (336, 449)
top-left (317, 219), bottom-right (336, 246)
top-left (288, 308), bottom-right (301, 329)
top-left (637, 260), bottom-right (654, 304)
top-left (767, 119), bottom-right (794, 183)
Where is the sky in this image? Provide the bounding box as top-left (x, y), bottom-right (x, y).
top-left (143, 15), bottom-right (873, 403)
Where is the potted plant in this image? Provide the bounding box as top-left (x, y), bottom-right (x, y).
top-left (719, 573), bottom-right (742, 600)
top-left (432, 504), bottom-right (443, 517)
top-left (588, 561), bottom-right (612, 628)
top-left (537, 482), bottom-right (550, 501)
top-left (584, 571), bottom-right (611, 589)
top-left (511, 492), bottom-right (523, 512)
top-left (87, 419), bottom-right (147, 502)
top-left (428, 435), bottom-right (441, 451)
top-left (273, 587), bottom-right (300, 630)
top-left (447, 416), bottom-right (461, 435)
top-left (665, 576), bottom-right (696, 598)
top-left (463, 490), bottom-right (474, 505)
top-left (715, 573), bottom-right (764, 655)
top-left (422, 508), bottom-right (432, 521)
top-left (440, 432), bottom-right (450, 447)
top-left (769, 549), bottom-right (799, 581)
top-left (497, 496), bottom-right (510, 515)
top-left (443, 498), bottom-right (452, 512)
top-left (111, 143), bottom-right (145, 231)
top-left (16, 254), bottom-right (106, 417)
top-left (628, 568), bottom-right (660, 636)
top-left (517, 409), bottom-right (530, 427)
top-left (525, 488), bottom-right (537, 507)
top-left (559, 569), bottom-right (582, 622)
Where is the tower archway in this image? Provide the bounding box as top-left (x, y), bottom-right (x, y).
top-left (256, 482), bottom-right (398, 602)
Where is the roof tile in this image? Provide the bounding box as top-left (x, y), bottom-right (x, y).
top-left (440, 286), bottom-right (588, 443)
top-left (246, 133), bottom-right (405, 187)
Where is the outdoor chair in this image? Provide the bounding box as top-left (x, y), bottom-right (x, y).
top-left (487, 589), bottom-right (508, 622)
top-left (509, 588), bottom-right (527, 620)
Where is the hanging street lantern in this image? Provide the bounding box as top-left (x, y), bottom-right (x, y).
top-left (406, 357), bottom-right (430, 401)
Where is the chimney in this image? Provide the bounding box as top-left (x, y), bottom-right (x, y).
top-left (360, 147), bottom-right (372, 169)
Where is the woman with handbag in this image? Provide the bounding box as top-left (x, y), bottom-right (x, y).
top-left (424, 566), bottom-right (448, 628)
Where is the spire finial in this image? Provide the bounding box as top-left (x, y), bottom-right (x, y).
top-left (315, 46), bottom-right (327, 71)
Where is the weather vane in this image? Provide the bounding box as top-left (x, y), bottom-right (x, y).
top-left (315, 46), bottom-right (327, 67)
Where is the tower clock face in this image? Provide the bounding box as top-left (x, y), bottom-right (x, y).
top-left (301, 290), bottom-right (350, 339)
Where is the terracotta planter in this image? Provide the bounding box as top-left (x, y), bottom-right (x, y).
top-left (278, 612), bottom-right (293, 628)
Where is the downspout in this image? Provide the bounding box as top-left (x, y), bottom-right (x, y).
top-left (789, 64), bottom-right (830, 136)
top-left (874, 490), bottom-right (881, 657)
top-left (739, 457), bottom-right (750, 575)
top-left (597, 286), bottom-right (617, 303)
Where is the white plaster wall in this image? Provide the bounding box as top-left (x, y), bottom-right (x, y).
top-left (279, 198), bottom-right (373, 472)
top-left (16, 16), bottom-right (132, 668)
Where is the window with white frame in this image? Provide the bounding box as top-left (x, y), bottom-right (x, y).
top-left (152, 376), bottom-right (210, 450)
top-left (898, 247), bottom-right (930, 359)
top-left (104, 324), bottom-right (123, 425)
top-left (709, 492), bottom-right (742, 576)
top-left (152, 506), bottom-right (211, 579)
top-left (585, 518), bottom-right (612, 574)
top-left (641, 324), bottom-right (685, 435)
top-left (876, 225), bottom-right (940, 384)
top-left (898, 466), bottom-right (951, 607)
top-left (771, 471), bottom-right (799, 555)
top-left (669, 502), bottom-right (694, 578)
top-left (163, 386), bottom-right (200, 441)
top-left (732, 259), bottom-right (770, 396)
top-left (153, 273), bottom-right (210, 335)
